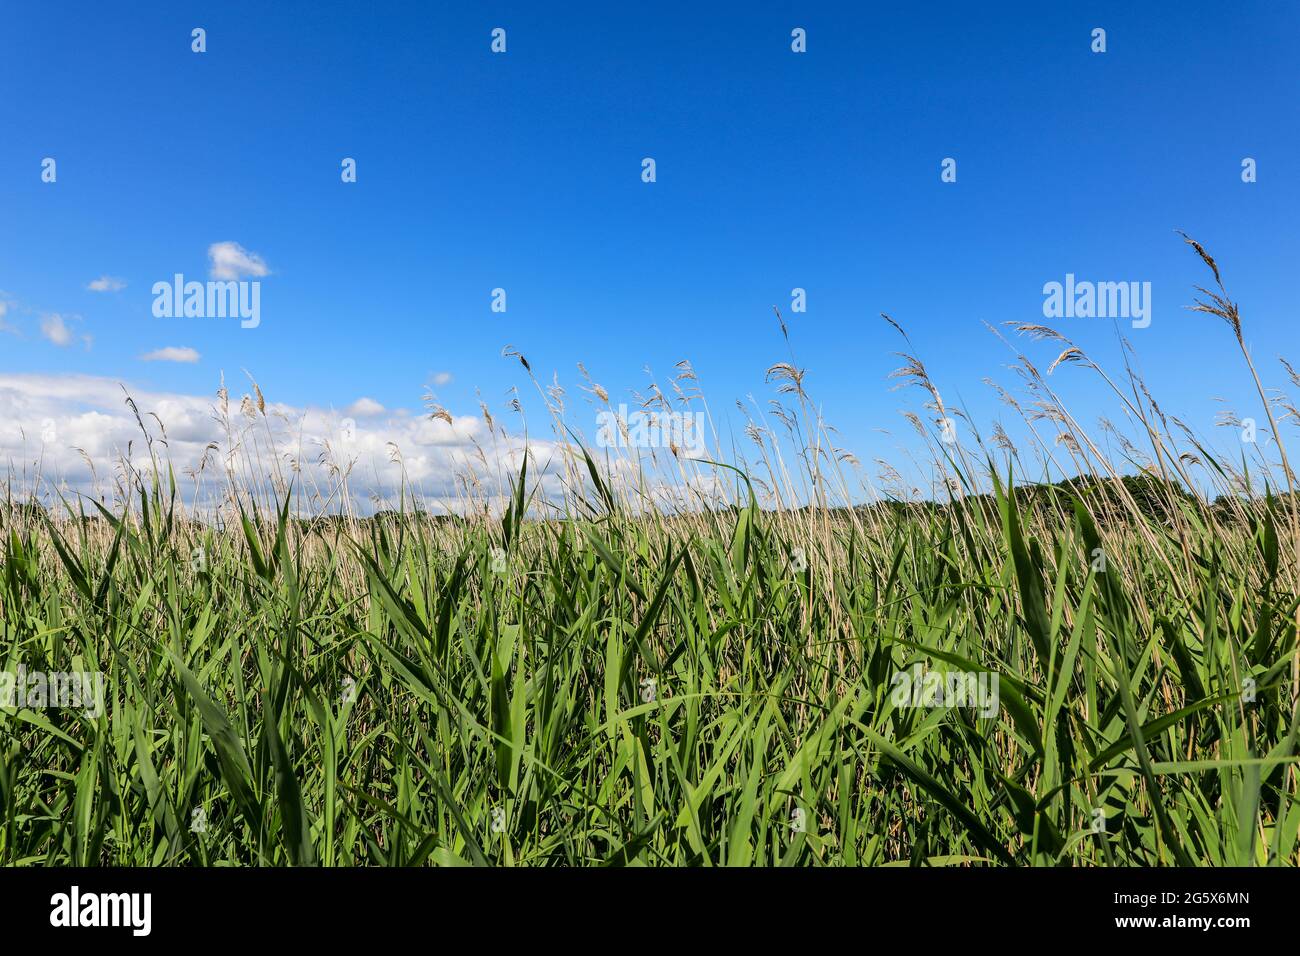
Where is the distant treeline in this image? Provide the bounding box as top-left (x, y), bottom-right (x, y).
top-left (2, 473), bottom-right (1292, 529)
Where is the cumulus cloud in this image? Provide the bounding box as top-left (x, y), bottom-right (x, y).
top-left (140, 346), bottom-right (201, 364)
top-left (208, 242), bottom-right (270, 280)
top-left (345, 397), bottom-right (385, 417)
top-left (87, 276), bottom-right (127, 292)
top-left (0, 372), bottom-right (569, 516)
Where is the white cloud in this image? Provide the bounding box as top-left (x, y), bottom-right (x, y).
top-left (208, 242), bottom-right (270, 280)
top-left (0, 372), bottom-right (568, 516)
top-left (140, 346), bottom-right (201, 364)
top-left (433, 372), bottom-right (454, 386)
top-left (40, 313), bottom-right (75, 347)
top-left (345, 397), bottom-right (385, 417)
top-left (87, 276), bottom-right (127, 292)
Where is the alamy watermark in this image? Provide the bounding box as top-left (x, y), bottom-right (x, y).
top-left (1042, 274), bottom-right (1150, 328)
top-left (891, 664), bottom-right (999, 718)
top-left (50, 886), bottom-right (150, 936)
top-left (152, 274), bottom-right (260, 328)
top-left (596, 405), bottom-right (707, 456)
top-left (1, 666), bottom-right (105, 717)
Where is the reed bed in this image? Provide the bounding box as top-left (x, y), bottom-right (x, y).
top-left (2, 238), bottom-right (1298, 866)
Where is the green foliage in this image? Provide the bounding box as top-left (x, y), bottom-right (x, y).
top-left (1, 460), bottom-right (1298, 867)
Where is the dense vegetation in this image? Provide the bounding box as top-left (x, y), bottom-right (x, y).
top-left (2, 238), bottom-right (1299, 866)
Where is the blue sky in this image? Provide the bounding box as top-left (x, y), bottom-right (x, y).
top-left (3, 1), bottom-right (1298, 495)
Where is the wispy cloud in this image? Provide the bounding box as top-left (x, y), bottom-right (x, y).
top-left (140, 346), bottom-right (200, 364)
top-left (41, 314), bottom-right (78, 348)
top-left (208, 242), bottom-right (270, 280)
top-left (87, 276), bottom-right (127, 292)
top-left (433, 372), bottom-right (454, 386)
